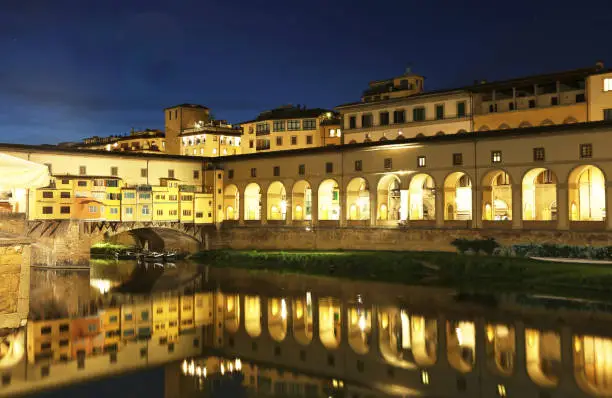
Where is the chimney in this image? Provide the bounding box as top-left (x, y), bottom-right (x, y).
top-left (596, 60), bottom-right (605, 70)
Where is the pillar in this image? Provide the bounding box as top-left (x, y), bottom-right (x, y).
top-left (474, 187), bottom-right (485, 229)
top-left (285, 195), bottom-right (293, 226)
top-left (339, 188), bottom-right (346, 227)
top-left (369, 189), bottom-right (377, 226)
top-left (606, 182), bottom-right (612, 230)
top-left (557, 183), bottom-right (569, 230)
top-left (260, 187), bottom-right (267, 225)
top-left (435, 187), bottom-right (444, 228)
top-left (311, 187), bottom-right (319, 226)
top-left (239, 187), bottom-right (245, 226)
top-left (511, 184), bottom-right (523, 229)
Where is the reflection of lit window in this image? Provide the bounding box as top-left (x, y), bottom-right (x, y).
top-left (213, 148), bottom-right (217, 154)
top-left (330, 129), bottom-right (335, 137)
top-left (491, 151), bottom-right (502, 163)
top-left (417, 156), bottom-right (426, 168)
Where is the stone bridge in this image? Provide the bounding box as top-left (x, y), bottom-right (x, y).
top-left (0, 213), bottom-right (213, 267)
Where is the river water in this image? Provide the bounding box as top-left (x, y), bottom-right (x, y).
top-left (5, 259), bottom-right (612, 397)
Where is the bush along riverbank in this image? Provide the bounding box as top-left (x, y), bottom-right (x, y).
top-left (90, 242), bottom-right (133, 258)
top-left (192, 249), bottom-right (612, 299)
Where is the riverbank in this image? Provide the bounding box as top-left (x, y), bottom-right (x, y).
top-left (193, 250), bottom-right (612, 299)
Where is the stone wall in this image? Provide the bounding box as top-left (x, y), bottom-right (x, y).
top-left (0, 236), bottom-right (31, 329)
top-left (208, 225), bottom-right (612, 252)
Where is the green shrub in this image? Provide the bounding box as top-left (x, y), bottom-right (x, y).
top-left (451, 238), bottom-right (499, 255)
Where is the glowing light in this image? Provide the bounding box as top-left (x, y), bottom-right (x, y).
top-left (182, 360), bottom-right (188, 375)
top-left (235, 358), bottom-right (242, 371)
top-left (196, 366), bottom-right (202, 376)
top-left (306, 292), bottom-right (312, 306)
top-left (456, 327), bottom-right (463, 346)
top-left (212, 148), bottom-right (217, 155)
top-left (90, 279), bottom-right (112, 294)
top-left (487, 326), bottom-right (495, 342)
top-left (203, 367), bottom-right (207, 378)
top-left (188, 360), bottom-right (195, 376)
top-left (280, 200), bottom-right (287, 213)
top-left (497, 384), bottom-right (506, 397)
top-left (421, 370), bottom-right (430, 385)
top-left (229, 363), bottom-right (234, 372)
top-left (332, 379), bottom-right (338, 388)
top-left (358, 314), bottom-right (366, 332)
top-left (220, 363), bottom-right (225, 375)
top-left (281, 299), bottom-right (287, 320)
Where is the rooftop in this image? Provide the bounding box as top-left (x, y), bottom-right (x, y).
top-left (240, 105), bottom-right (334, 124)
top-left (164, 103), bottom-right (209, 110)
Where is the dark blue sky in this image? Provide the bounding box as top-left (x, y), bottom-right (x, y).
top-left (1, 0), bottom-right (610, 144)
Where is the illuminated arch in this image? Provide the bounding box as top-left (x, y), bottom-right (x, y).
top-left (267, 181), bottom-right (287, 221)
top-left (292, 294), bottom-right (313, 345)
top-left (481, 170), bottom-right (512, 221)
top-left (522, 168), bottom-right (558, 221)
top-left (478, 125), bottom-right (490, 132)
top-left (223, 184), bottom-right (240, 221)
top-left (408, 173), bottom-right (436, 220)
top-left (318, 179), bottom-right (340, 220)
top-left (485, 324), bottom-right (516, 376)
top-left (291, 180), bottom-right (312, 221)
top-left (540, 119), bottom-right (554, 126)
top-left (224, 294), bottom-right (240, 333)
top-left (447, 320), bottom-right (476, 373)
top-left (377, 174), bottom-right (403, 221)
top-left (348, 305), bottom-right (371, 355)
top-left (346, 177), bottom-right (370, 221)
top-left (244, 183), bottom-right (261, 220)
top-left (574, 335), bottom-right (612, 396)
top-left (498, 123), bottom-right (510, 130)
top-left (444, 172), bottom-right (472, 220)
top-left (568, 165), bottom-right (606, 221)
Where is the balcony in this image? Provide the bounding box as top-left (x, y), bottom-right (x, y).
top-left (256, 130), bottom-right (271, 136)
top-left (256, 143), bottom-right (271, 151)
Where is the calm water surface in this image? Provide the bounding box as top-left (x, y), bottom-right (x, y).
top-left (3, 259), bottom-right (612, 397)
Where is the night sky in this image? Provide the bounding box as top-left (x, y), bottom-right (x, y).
top-left (1, 0), bottom-right (611, 145)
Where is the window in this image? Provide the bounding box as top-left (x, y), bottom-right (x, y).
top-left (60, 206), bottom-right (70, 214)
top-left (42, 191), bottom-right (53, 198)
top-left (182, 210), bottom-right (192, 216)
top-left (77, 181), bottom-right (87, 187)
top-left (124, 207), bottom-right (133, 215)
top-left (123, 192), bottom-right (135, 199)
top-left (354, 160), bottom-right (362, 171)
top-left (141, 168), bottom-right (147, 178)
top-left (273, 166), bottom-right (280, 177)
top-left (453, 153), bottom-right (463, 166)
top-left (156, 209), bottom-right (163, 216)
top-left (256, 123), bottom-right (270, 134)
top-left (298, 164), bottom-right (305, 176)
top-left (384, 158), bottom-right (392, 169)
top-left (604, 109), bottom-right (612, 121)
top-left (110, 166), bottom-right (118, 176)
top-left (361, 114), bottom-right (373, 128)
top-left (551, 96), bottom-right (559, 106)
top-left (88, 206), bottom-right (97, 213)
top-left (580, 143), bottom-right (593, 159)
top-left (379, 112), bottom-right (389, 126)
top-left (42, 206), bottom-right (53, 214)
top-left (41, 342), bottom-right (51, 350)
top-left (249, 140), bottom-right (254, 148)
top-left (168, 169), bottom-right (174, 178)
top-left (413, 107), bottom-right (425, 121)
top-left (141, 206), bottom-right (150, 215)
top-left (273, 120), bottom-right (285, 132)
top-left (435, 104), bottom-right (445, 120)
top-left (59, 324), bottom-right (69, 332)
top-left (489, 104), bottom-right (498, 113)
top-left (417, 156), bottom-right (426, 168)
top-left (604, 78), bottom-right (612, 92)
top-left (251, 168), bottom-right (257, 178)
top-left (303, 119), bottom-right (316, 130)
top-left (491, 150), bottom-right (502, 163)
top-left (287, 120), bottom-right (301, 130)
top-left (193, 170), bottom-right (199, 179)
top-left (41, 326), bottom-right (52, 335)
top-left (60, 192), bottom-right (70, 199)
top-left (79, 166), bottom-right (86, 175)
top-left (306, 135), bottom-right (313, 145)
top-left (457, 101), bottom-right (466, 117)
top-left (276, 136), bottom-right (283, 146)
top-left (529, 99), bottom-right (536, 108)
top-left (576, 93), bottom-right (586, 103)
top-left (509, 102), bottom-right (515, 111)
top-left (349, 116), bottom-right (356, 129)
top-left (393, 110), bottom-right (405, 124)
top-left (228, 169), bottom-right (234, 179)
top-left (533, 147), bottom-right (545, 161)
top-left (326, 162), bottom-right (333, 173)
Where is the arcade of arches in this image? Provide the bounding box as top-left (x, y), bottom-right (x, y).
top-left (221, 165), bottom-right (608, 228)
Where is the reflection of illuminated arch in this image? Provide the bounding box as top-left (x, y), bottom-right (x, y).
top-left (447, 320), bottom-right (476, 373)
top-left (525, 329), bottom-right (560, 388)
top-left (522, 168), bottom-right (558, 221)
top-left (291, 180), bottom-right (312, 221)
top-left (519, 121), bottom-right (532, 128)
top-left (563, 116), bottom-right (578, 124)
top-left (293, 295), bottom-right (313, 345)
top-left (444, 172), bottom-right (472, 220)
top-left (244, 295), bottom-right (261, 337)
top-left (244, 183), bottom-right (261, 220)
top-left (485, 324), bottom-right (515, 376)
top-left (319, 298), bottom-right (341, 349)
top-left (267, 181), bottom-right (287, 221)
top-left (268, 298), bottom-right (288, 342)
top-left (318, 179), bottom-right (340, 221)
top-left (574, 335), bottom-right (612, 396)
top-left (224, 294), bottom-right (240, 333)
top-left (568, 165), bottom-right (606, 221)
top-left (377, 174), bottom-right (402, 221)
top-left (346, 177), bottom-right (370, 221)
top-left (348, 306), bottom-right (371, 355)
top-left (408, 173), bottom-right (436, 220)
top-left (481, 170), bottom-right (512, 221)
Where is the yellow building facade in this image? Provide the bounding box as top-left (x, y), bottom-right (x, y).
top-left (240, 106), bottom-right (341, 154)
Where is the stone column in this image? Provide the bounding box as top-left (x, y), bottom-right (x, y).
top-left (260, 188), bottom-right (267, 225)
top-left (239, 187), bottom-right (245, 226)
top-left (511, 184), bottom-right (523, 229)
top-left (606, 182), bottom-right (612, 231)
top-left (557, 183), bottom-right (569, 230)
top-left (284, 195), bottom-right (292, 226)
top-left (369, 189), bottom-right (377, 226)
top-left (474, 187), bottom-right (485, 229)
top-left (339, 188), bottom-right (346, 227)
top-left (311, 187), bottom-right (319, 226)
top-left (435, 187), bottom-right (444, 228)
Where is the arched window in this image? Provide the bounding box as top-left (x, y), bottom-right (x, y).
top-left (478, 125), bottom-right (490, 132)
top-left (519, 121), bottom-right (532, 128)
top-left (435, 131), bottom-right (445, 136)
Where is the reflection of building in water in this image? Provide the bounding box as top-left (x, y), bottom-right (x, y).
top-left (8, 270), bottom-right (612, 397)
top-left (30, 270), bottom-right (92, 319)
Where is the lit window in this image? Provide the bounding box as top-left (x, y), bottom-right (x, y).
top-left (337, 129), bottom-right (341, 137)
top-left (421, 370), bottom-right (430, 385)
top-left (330, 129), bottom-right (335, 137)
top-left (491, 151), bottom-right (502, 163)
top-left (213, 148), bottom-right (217, 154)
top-left (192, 149), bottom-right (196, 155)
top-left (417, 156), bottom-right (426, 168)
top-left (497, 384), bottom-right (506, 397)
top-left (223, 149), bottom-right (227, 155)
top-left (604, 78), bottom-right (612, 92)
top-left (200, 148), bottom-right (204, 155)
